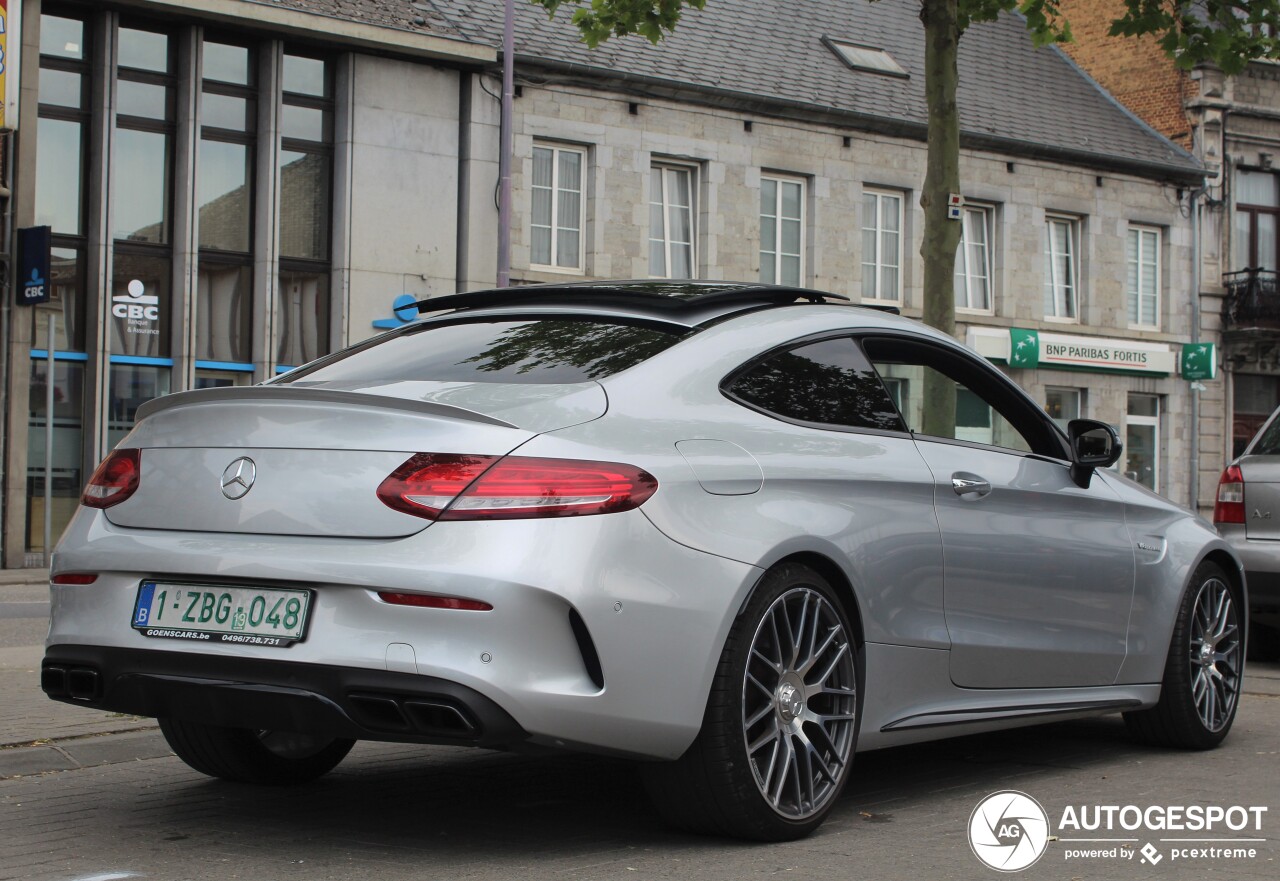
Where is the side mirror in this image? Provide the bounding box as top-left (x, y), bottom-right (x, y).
top-left (1067, 419), bottom-right (1123, 488)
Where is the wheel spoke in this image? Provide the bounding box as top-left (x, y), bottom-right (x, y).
top-left (770, 736), bottom-right (794, 807)
top-left (805, 719), bottom-right (846, 767)
top-left (778, 602), bottom-right (798, 670)
top-left (798, 625), bottom-right (840, 677)
top-left (746, 672), bottom-right (774, 700)
top-left (1211, 588), bottom-right (1231, 638)
top-left (1203, 672), bottom-right (1217, 727)
top-left (788, 594), bottom-right (810, 669)
top-left (746, 701), bottom-right (776, 729)
top-left (748, 723), bottom-right (781, 754)
top-left (808, 641), bottom-right (850, 689)
top-left (752, 647), bottom-right (782, 675)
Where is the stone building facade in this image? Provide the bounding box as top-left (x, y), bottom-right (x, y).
top-left (0, 0), bottom-right (1209, 565)
top-left (1063, 0), bottom-right (1280, 510)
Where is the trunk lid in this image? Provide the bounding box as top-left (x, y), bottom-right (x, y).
top-left (104, 382), bottom-right (606, 538)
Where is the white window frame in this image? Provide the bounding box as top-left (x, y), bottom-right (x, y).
top-left (862, 187), bottom-right (904, 303)
top-left (1127, 224), bottom-right (1161, 330)
top-left (530, 143), bottom-right (586, 273)
top-left (1123, 394), bottom-right (1161, 492)
top-left (649, 161), bottom-right (698, 279)
top-left (955, 204), bottom-right (994, 313)
top-left (759, 174), bottom-right (806, 286)
top-left (1043, 214), bottom-right (1080, 321)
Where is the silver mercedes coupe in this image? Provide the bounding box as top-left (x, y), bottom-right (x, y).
top-left (44, 282), bottom-right (1245, 841)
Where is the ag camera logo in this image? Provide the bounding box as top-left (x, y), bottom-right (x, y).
top-left (969, 790), bottom-right (1051, 872)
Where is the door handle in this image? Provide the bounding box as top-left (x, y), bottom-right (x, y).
top-left (951, 474), bottom-right (991, 497)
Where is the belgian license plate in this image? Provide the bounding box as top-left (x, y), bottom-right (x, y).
top-left (131, 582), bottom-right (312, 647)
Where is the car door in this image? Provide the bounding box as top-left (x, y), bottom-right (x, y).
top-left (863, 335), bottom-right (1135, 689)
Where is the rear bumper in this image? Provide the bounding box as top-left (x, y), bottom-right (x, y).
top-left (42, 644), bottom-right (529, 749)
top-left (1216, 527), bottom-right (1280, 611)
top-left (48, 507), bottom-right (762, 759)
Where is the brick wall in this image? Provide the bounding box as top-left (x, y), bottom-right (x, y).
top-left (1058, 0), bottom-right (1194, 149)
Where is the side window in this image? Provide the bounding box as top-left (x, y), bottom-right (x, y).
top-left (726, 337), bottom-right (905, 432)
top-left (863, 337), bottom-right (1059, 456)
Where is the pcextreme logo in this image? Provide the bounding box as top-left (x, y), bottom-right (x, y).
top-left (968, 791), bottom-right (1270, 872)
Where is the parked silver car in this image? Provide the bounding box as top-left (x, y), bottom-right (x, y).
top-left (1215, 410), bottom-right (1280, 660)
top-left (45, 282), bottom-right (1244, 840)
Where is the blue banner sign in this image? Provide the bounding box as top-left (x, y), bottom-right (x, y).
top-left (17, 225), bottom-right (51, 306)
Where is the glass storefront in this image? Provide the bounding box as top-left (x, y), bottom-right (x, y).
top-left (16, 8), bottom-right (342, 555)
top-left (25, 360), bottom-right (86, 554)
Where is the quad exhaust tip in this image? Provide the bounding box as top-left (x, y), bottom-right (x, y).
top-left (42, 664), bottom-right (102, 701)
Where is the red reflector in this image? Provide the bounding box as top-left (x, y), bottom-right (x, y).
top-left (82, 449), bottom-right (141, 509)
top-left (376, 454), bottom-right (498, 519)
top-left (1214, 464), bottom-right (1246, 525)
top-left (51, 573), bottom-right (98, 585)
top-left (377, 591), bottom-right (492, 611)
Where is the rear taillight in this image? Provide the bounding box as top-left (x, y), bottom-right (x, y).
top-left (377, 453), bottom-right (658, 521)
top-left (82, 449), bottom-right (141, 509)
top-left (376, 454), bottom-right (500, 518)
top-left (1214, 465), bottom-right (1245, 525)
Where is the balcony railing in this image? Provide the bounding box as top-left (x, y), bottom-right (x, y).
top-left (1223, 268), bottom-right (1280, 328)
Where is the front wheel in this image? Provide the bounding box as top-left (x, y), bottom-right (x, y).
top-left (641, 563), bottom-right (859, 840)
top-left (1124, 561), bottom-right (1244, 749)
top-left (160, 718), bottom-right (355, 784)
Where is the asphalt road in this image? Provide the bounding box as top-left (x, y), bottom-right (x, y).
top-left (2, 580), bottom-right (1278, 881)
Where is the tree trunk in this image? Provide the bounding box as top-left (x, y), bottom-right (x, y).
top-left (919, 0), bottom-right (961, 438)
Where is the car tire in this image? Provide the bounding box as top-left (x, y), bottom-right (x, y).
top-left (640, 563), bottom-right (859, 841)
top-left (160, 718), bottom-right (355, 784)
top-left (1124, 561), bottom-right (1244, 750)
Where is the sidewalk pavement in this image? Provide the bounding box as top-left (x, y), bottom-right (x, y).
top-left (0, 567), bottom-right (49, 588)
top-left (1, 567), bottom-right (165, 778)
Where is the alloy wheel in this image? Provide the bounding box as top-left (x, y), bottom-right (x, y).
top-left (1188, 576), bottom-right (1242, 732)
top-left (742, 586), bottom-right (857, 819)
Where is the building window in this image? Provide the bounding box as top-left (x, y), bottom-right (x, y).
top-left (861, 188), bottom-right (902, 302)
top-left (34, 13), bottom-right (91, 353)
top-left (196, 39), bottom-right (256, 370)
top-left (1043, 215), bottom-right (1078, 320)
top-left (760, 175), bottom-right (804, 286)
top-left (1045, 387), bottom-right (1082, 433)
top-left (955, 205), bottom-right (993, 311)
top-left (111, 24), bottom-right (175, 361)
top-left (1234, 169), bottom-right (1279, 270)
top-left (649, 162), bottom-right (696, 278)
top-left (1232, 374), bottom-right (1280, 458)
top-left (1124, 393), bottom-right (1160, 492)
top-left (530, 144), bottom-right (585, 271)
top-left (1127, 225), bottom-right (1160, 329)
top-left (277, 52), bottom-right (334, 367)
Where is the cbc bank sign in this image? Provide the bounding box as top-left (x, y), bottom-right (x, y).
top-left (112, 279), bottom-right (161, 334)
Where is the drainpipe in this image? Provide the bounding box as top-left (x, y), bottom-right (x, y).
top-left (1189, 186), bottom-right (1205, 513)
top-left (496, 0), bottom-right (514, 287)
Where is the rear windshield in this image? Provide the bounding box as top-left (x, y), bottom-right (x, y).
top-left (280, 318), bottom-right (688, 385)
top-left (1251, 414), bottom-right (1280, 455)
